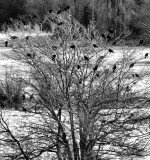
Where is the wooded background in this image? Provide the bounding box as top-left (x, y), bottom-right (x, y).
top-left (0, 0), bottom-right (150, 41)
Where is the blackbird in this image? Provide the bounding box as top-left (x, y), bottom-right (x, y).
top-left (145, 53), bottom-right (148, 59)
top-left (52, 54), bottom-right (56, 61)
top-left (22, 94), bottom-right (26, 100)
top-left (76, 65), bottom-right (81, 69)
top-left (129, 63), bottom-right (135, 69)
top-left (139, 39), bottom-right (144, 46)
top-left (93, 44), bottom-right (98, 48)
top-left (57, 10), bottom-right (61, 15)
top-left (113, 65), bottom-right (116, 72)
top-left (101, 33), bottom-right (106, 39)
top-left (108, 49), bottom-right (114, 53)
top-left (135, 73), bottom-right (140, 78)
top-left (84, 56), bottom-right (89, 61)
top-left (23, 107), bottom-right (27, 112)
top-left (70, 44), bottom-right (75, 49)
top-left (49, 9), bottom-right (52, 13)
top-left (27, 53), bottom-right (32, 58)
top-left (64, 6), bottom-right (70, 11)
top-left (5, 41), bottom-right (8, 47)
top-left (93, 65), bottom-right (98, 72)
top-left (11, 36), bottom-right (18, 39)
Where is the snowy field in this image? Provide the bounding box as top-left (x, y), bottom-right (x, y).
top-left (0, 41), bottom-right (150, 159)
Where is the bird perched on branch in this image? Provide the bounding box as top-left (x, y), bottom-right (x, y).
top-left (135, 73), bottom-right (140, 78)
top-left (57, 22), bottom-right (63, 26)
top-left (76, 65), bottom-right (81, 69)
top-left (113, 65), bottom-right (116, 72)
top-left (107, 35), bottom-right (111, 42)
top-left (108, 29), bottom-right (113, 34)
top-left (101, 33), bottom-right (106, 39)
top-left (93, 65), bottom-right (98, 72)
top-left (93, 44), bottom-right (98, 48)
top-left (138, 39), bottom-right (144, 46)
top-left (5, 41), bottom-right (8, 47)
top-left (57, 10), bottom-right (62, 15)
top-left (26, 36), bottom-right (29, 40)
top-left (22, 107), bottom-right (27, 113)
top-left (70, 44), bottom-right (75, 49)
top-left (145, 53), bottom-right (148, 59)
top-left (22, 94), bottom-right (26, 100)
top-left (84, 56), bottom-right (89, 61)
top-left (108, 49), bottom-right (114, 53)
top-left (49, 9), bottom-right (52, 13)
top-left (129, 63), bottom-right (135, 69)
top-left (64, 6), bottom-right (70, 11)
top-left (52, 54), bottom-right (56, 61)
top-left (27, 53), bottom-right (32, 58)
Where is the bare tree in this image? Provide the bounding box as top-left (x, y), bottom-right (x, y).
top-left (0, 12), bottom-right (150, 160)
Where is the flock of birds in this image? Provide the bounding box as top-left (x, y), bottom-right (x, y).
top-left (1, 5), bottom-right (149, 112)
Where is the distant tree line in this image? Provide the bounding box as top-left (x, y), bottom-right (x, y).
top-left (1, 0), bottom-right (150, 41)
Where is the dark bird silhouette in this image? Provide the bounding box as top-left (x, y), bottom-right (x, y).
top-left (91, 32), bottom-right (94, 40)
top-left (101, 33), bottom-right (106, 39)
top-left (139, 39), bottom-right (144, 46)
top-left (84, 56), bottom-right (89, 61)
top-left (132, 74), bottom-right (135, 77)
top-left (52, 46), bottom-right (57, 50)
top-left (57, 22), bottom-right (63, 26)
top-left (145, 53), bottom-right (148, 58)
top-left (22, 94), bottom-right (26, 100)
top-left (22, 107), bottom-right (27, 112)
top-left (11, 36), bottom-right (18, 39)
top-left (93, 65), bottom-right (98, 72)
top-left (135, 73), bottom-right (140, 78)
top-left (26, 36), bottom-right (29, 40)
top-left (113, 40), bottom-right (117, 45)
top-left (30, 94), bottom-right (34, 101)
top-left (108, 29), bottom-right (113, 34)
top-left (49, 9), bottom-right (52, 13)
top-left (78, 80), bottom-right (82, 84)
top-left (126, 86), bottom-right (130, 92)
top-left (96, 73), bottom-right (99, 77)
top-left (27, 53), bottom-right (32, 58)
top-left (76, 65), bottom-right (81, 69)
top-left (129, 63), bottom-right (135, 69)
top-left (5, 41), bottom-right (8, 47)
top-left (70, 44), bottom-right (75, 49)
top-left (64, 6), bottom-right (70, 11)
top-left (57, 10), bottom-right (61, 15)
top-left (107, 35), bottom-right (111, 42)
top-left (93, 44), bottom-right (98, 48)
top-left (108, 49), bottom-right (114, 53)
top-left (113, 65), bottom-right (116, 72)
top-left (52, 54), bottom-right (56, 61)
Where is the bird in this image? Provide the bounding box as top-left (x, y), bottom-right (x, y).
top-left (26, 36), bottom-right (29, 40)
top-left (49, 9), bottom-right (52, 13)
top-left (10, 36), bottom-right (18, 39)
top-left (91, 32), bottom-right (94, 40)
top-left (27, 53), bottom-right (32, 58)
top-left (78, 80), bottom-right (82, 84)
top-left (57, 22), bottom-right (63, 26)
top-left (101, 33), bottom-right (106, 39)
top-left (139, 39), bottom-right (144, 46)
top-left (64, 6), bottom-right (70, 11)
top-left (132, 74), bottom-right (135, 77)
top-left (113, 40), bottom-right (117, 45)
top-left (93, 44), bottom-right (98, 48)
top-left (84, 56), bottom-right (89, 61)
top-left (93, 65), bottom-right (98, 72)
top-left (107, 35), bottom-right (111, 42)
top-left (52, 54), bottom-right (56, 61)
top-left (108, 29), bottom-right (113, 34)
top-left (96, 73), bottom-right (99, 77)
top-left (5, 41), bottom-right (8, 47)
top-left (29, 94), bottom-right (34, 101)
top-left (22, 94), bottom-right (26, 100)
top-left (76, 65), bottom-right (81, 69)
top-left (113, 65), bottom-right (116, 72)
top-left (57, 10), bottom-right (61, 15)
top-left (108, 49), bottom-right (114, 53)
top-left (126, 86), bottom-right (130, 92)
top-left (70, 44), bottom-right (75, 49)
top-left (129, 63), bottom-right (135, 69)
top-left (22, 107), bottom-right (27, 112)
top-left (145, 53), bottom-right (148, 58)
top-left (135, 73), bottom-right (140, 78)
